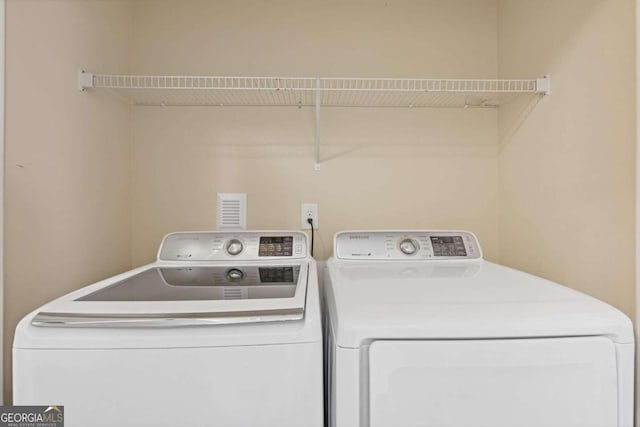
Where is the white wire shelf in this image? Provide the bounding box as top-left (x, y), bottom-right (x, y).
top-left (78, 71), bottom-right (550, 169)
top-left (79, 72), bottom-right (550, 108)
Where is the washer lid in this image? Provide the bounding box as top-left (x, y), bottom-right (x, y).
top-left (325, 259), bottom-right (633, 347)
top-left (32, 263), bottom-right (308, 327)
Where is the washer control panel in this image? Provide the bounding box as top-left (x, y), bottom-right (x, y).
top-left (159, 231), bottom-right (308, 261)
top-left (335, 230), bottom-right (482, 260)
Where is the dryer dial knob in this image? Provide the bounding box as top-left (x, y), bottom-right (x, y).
top-left (225, 239), bottom-right (244, 256)
top-left (399, 238), bottom-right (418, 255)
top-left (226, 268), bottom-right (244, 282)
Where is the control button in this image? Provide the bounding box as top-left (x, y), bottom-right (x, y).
top-left (225, 239), bottom-right (244, 256)
top-left (226, 268), bottom-right (244, 282)
top-left (399, 238), bottom-right (419, 255)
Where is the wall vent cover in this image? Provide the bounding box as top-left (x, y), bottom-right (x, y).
top-left (216, 193), bottom-right (247, 230)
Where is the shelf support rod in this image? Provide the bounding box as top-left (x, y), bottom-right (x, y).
top-left (314, 79), bottom-right (321, 170)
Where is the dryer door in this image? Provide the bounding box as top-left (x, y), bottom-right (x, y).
top-left (368, 337), bottom-right (618, 427)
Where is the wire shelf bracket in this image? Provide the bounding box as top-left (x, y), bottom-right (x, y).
top-left (78, 70), bottom-right (551, 168)
top-left (536, 75), bottom-right (551, 95)
top-left (77, 69), bottom-right (94, 91)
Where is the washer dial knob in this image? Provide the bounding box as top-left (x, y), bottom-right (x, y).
top-left (399, 238), bottom-right (419, 255)
top-left (226, 268), bottom-right (244, 282)
top-left (225, 239), bottom-right (244, 256)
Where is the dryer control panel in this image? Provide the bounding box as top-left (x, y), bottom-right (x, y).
top-left (335, 230), bottom-right (482, 261)
top-left (158, 231), bottom-right (308, 261)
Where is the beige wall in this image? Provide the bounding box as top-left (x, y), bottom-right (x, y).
top-left (130, 0), bottom-right (501, 265)
top-left (497, 0), bottom-right (636, 318)
top-left (4, 0), bottom-right (132, 402)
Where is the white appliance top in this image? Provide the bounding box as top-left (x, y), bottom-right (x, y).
top-left (31, 231), bottom-right (310, 328)
top-left (326, 231), bottom-right (633, 347)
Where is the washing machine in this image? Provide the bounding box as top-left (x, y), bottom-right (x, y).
top-left (324, 230), bottom-right (634, 427)
top-left (14, 231), bottom-right (323, 427)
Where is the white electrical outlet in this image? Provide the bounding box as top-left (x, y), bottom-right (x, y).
top-left (301, 203), bottom-right (319, 230)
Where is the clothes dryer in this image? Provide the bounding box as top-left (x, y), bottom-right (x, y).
top-left (324, 230), bottom-right (633, 427)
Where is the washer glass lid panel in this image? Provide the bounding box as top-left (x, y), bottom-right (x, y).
top-left (77, 266), bottom-right (300, 302)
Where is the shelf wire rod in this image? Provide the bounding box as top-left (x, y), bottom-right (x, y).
top-left (239, 85), bottom-right (254, 106)
top-left (199, 90), bottom-right (211, 106)
top-left (248, 79), bottom-right (260, 105)
top-left (390, 90), bottom-right (404, 107)
top-left (267, 79), bottom-right (278, 105)
top-left (346, 81), bottom-right (358, 104)
top-left (339, 84), bottom-right (350, 106)
top-left (347, 90), bottom-right (357, 107)
top-left (356, 89), bottom-right (368, 107)
top-left (178, 90), bottom-right (190, 106)
top-left (372, 91), bottom-right (384, 107)
top-left (297, 90), bottom-right (307, 107)
top-left (285, 85), bottom-right (297, 106)
top-left (252, 88), bottom-right (264, 106)
top-left (201, 89), bottom-right (214, 106)
top-left (406, 91), bottom-right (420, 108)
top-left (375, 90), bottom-right (389, 107)
top-left (218, 88), bottom-right (234, 107)
top-left (342, 89), bottom-right (351, 107)
top-left (424, 92), bottom-right (437, 108)
top-left (327, 81), bottom-right (338, 106)
top-left (212, 88), bottom-right (225, 106)
top-left (239, 88), bottom-right (251, 106)
top-left (314, 78), bottom-right (321, 169)
top-left (350, 90), bottom-right (362, 107)
top-left (284, 87), bottom-right (293, 106)
top-left (348, 89), bottom-right (361, 107)
top-left (274, 84), bottom-right (286, 106)
top-left (254, 82), bottom-right (268, 104)
top-left (297, 90), bottom-right (308, 107)
top-left (225, 86), bottom-right (239, 106)
top-left (286, 90), bottom-right (296, 105)
top-left (182, 90), bottom-right (194, 106)
top-left (279, 80), bottom-right (289, 105)
top-left (362, 90), bottom-right (372, 107)
top-left (324, 89), bottom-right (333, 107)
top-left (255, 82), bottom-right (269, 106)
top-left (326, 82), bottom-right (335, 106)
top-left (393, 91), bottom-right (407, 107)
